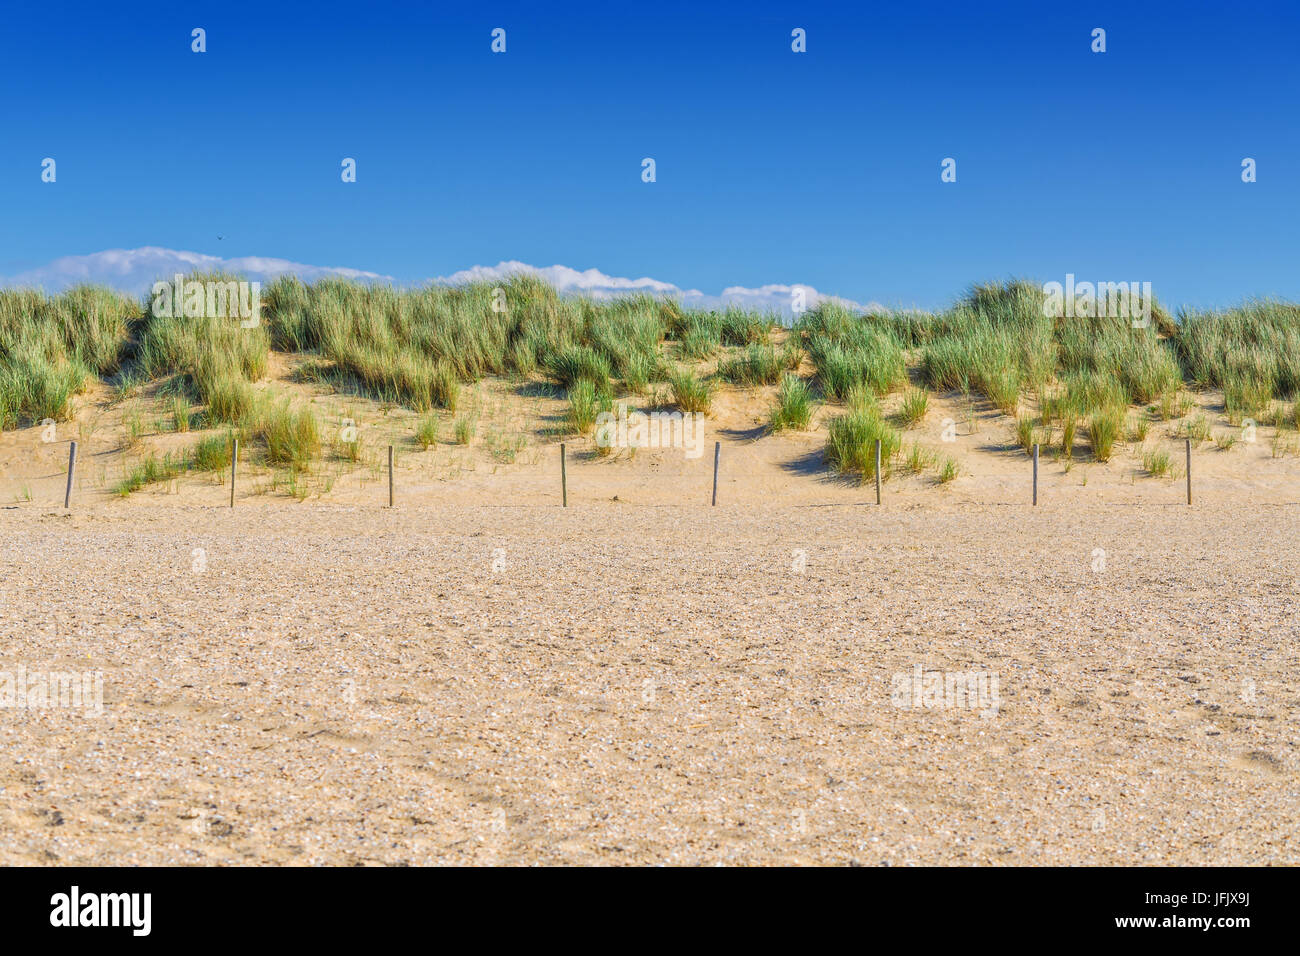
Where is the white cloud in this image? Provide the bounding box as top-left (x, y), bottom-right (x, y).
top-left (0, 247), bottom-right (391, 297)
top-left (432, 261), bottom-right (688, 297)
top-left (432, 261), bottom-right (884, 319)
top-left (0, 248), bottom-right (880, 319)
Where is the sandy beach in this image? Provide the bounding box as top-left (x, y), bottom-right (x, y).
top-left (2, 494), bottom-right (1296, 865)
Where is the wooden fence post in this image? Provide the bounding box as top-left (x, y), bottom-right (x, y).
top-left (64, 441), bottom-right (77, 509)
top-left (711, 441), bottom-right (720, 506)
top-left (230, 437), bottom-right (238, 508)
top-left (1185, 438), bottom-right (1192, 505)
top-left (560, 443), bottom-right (567, 507)
top-left (1032, 443), bottom-right (1039, 506)
top-left (875, 439), bottom-right (882, 505)
top-left (388, 445), bottom-right (394, 507)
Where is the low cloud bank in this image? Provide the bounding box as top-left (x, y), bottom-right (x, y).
top-left (2, 248), bottom-right (882, 319)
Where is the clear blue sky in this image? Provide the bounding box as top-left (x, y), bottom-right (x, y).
top-left (1, 0), bottom-right (1296, 310)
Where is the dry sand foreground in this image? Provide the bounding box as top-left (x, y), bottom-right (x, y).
top-left (1, 498), bottom-right (1297, 866)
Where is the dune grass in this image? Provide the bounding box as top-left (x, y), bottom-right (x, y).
top-left (1179, 301), bottom-right (1300, 410)
top-left (453, 415), bottom-right (476, 445)
top-left (667, 367), bottom-right (713, 414)
top-left (0, 285), bottom-right (136, 427)
top-left (116, 427), bottom-right (236, 495)
top-left (1087, 407), bottom-right (1124, 462)
top-left (1143, 446), bottom-right (1173, 477)
top-left (192, 432), bottom-right (234, 471)
top-left (825, 403), bottom-right (901, 481)
top-left (415, 415), bottom-right (439, 450)
top-left (770, 374), bottom-right (813, 432)
top-left (253, 401), bottom-right (321, 467)
top-left (115, 451), bottom-right (187, 496)
top-left (899, 388), bottom-right (929, 428)
top-left (800, 303), bottom-right (906, 401)
top-left (718, 343), bottom-right (782, 386)
top-left (567, 379), bottom-right (601, 435)
top-left (5, 272), bottom-right (1300, 491)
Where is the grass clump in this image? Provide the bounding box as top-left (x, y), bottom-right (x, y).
top-left (1178, 301), bottom-right (1300, 410)
top-left (136, 272), bottom-right (270, 416)
top-left (899, 388), bottom-right (929, 428)
top-left (1157, 390), bottom-right (1193, 421)
top-left (171, 396), bottom-right (192, 432)
top-left (567, 379), bottom-right (601, 434)
top-left (622, 350), bottom-right (659, 394)
top-left (719, 308), bottom-right (774, 346)
top-left (1059, 412), bottom-right (1078, 459)
top-left (1087, 406), bottom-right (1125, 462)
top-left (547, 344), bottom-right (612, 392)
top-left (770, 374), bottom-right (813, 432)
top-left (668, 368), bottom-right (713, 414)
top-left (1271, 431), bottom-right (1298, 458)
top-left (903, 442), bottom-right (937, 475)
top-left (453, 415), bottom-right (476, 445)
top-left (718, 343), bottom-right (781, 386)
top-left (115, 451), bottom-right (186, 496)
top-left (0, 285), bottom-right (135, 427)
top-left (192, 433), bottom-right (234, 472)
top-left (1142, 447), bottom-right (1173, 477)
top-left (1179, 413), bottom-right (1212, 446)
top-left (807, 333), bottom-right (905, 401)
top-left (825, 405), bottom-right (901, 481)
top-left (1015, 414), bottom-right (1037, 454)
top-left (247, 401), bottom-right (321, 468)
top-left (415, 415), bottom-right (439, 449)
top-left (676, 316), bottom-right (722, 360)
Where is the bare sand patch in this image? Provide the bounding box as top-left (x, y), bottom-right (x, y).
top-left (0, 501), bottom-right (1296, 865)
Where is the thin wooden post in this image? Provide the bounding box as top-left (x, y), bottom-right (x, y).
top-left (711, 441), bottom-right (720, 506)
top-left (63, 441), bottom-right (77, 509)
top-left (560, 443), bottom-right (567, 507)
top-left (229, 437), bottom-right (238, 507)
top-left (388, 445), bottom-right (394, 507)
top-left (874, 439), bottom-right (882, 505)
top-left (1185, 438), bottom-right (1191, 505)
top-left (1032, 443), bottom-right (1039, 506)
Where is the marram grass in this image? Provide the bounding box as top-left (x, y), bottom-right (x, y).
top-left (3, 274), bottom-right (1298, 486)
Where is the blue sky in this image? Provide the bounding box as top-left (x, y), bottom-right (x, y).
top-left (1, 0), bottom-right (1297, 310)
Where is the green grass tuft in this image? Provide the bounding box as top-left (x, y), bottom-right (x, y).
top-left (770, 374), bottom-right (813, 432)
top-left (825, 405), bottom-right (901, 481)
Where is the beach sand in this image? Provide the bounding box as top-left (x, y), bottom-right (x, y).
top-left (1, 498), bottom-right (1296, 865)
top-left (1, 365), bottom-right (1297, 864)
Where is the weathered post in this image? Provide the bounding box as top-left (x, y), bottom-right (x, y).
top-left (64, 441), bottom-right (77, 509)
top-left (711, 441), bottom-right (720, 506)
top-left (1185, 438), bottom-right (1192, 505)
top-left (230, 437), bottom-right (238, 507)
top-left (388, 445), bottom-right (394, 507)
top-left (875, 439), bottom-right (882, 505)
top-left (1033, 443), bottom-right (1039, 506)
top-left (560, 443), bottom-right (567, 507)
